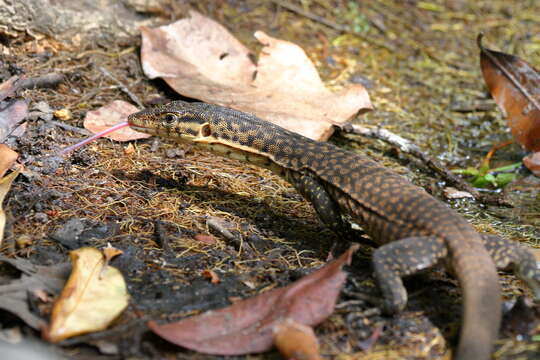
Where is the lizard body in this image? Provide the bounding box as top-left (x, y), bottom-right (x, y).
top-left (128, 101), bottom-right (540, 360)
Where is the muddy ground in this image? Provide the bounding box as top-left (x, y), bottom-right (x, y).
top-left (1, 1), bottom-right (539, 359)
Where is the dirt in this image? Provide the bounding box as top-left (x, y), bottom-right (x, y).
top-left (1, 1), bottom-right (539, 359)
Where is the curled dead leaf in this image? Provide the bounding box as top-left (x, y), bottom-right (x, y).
top-left (479, 34), bottom-right (540, 151)
top-left (43, 247), bottom-right (129, 343)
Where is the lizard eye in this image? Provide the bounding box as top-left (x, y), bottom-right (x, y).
top-left (162, 113), bottom-right (177, 125)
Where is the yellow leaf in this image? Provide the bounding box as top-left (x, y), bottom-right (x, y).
top-left (44, 247), bottom-right (129, 343)
top-left (0, 166), bottom-right (21, 245)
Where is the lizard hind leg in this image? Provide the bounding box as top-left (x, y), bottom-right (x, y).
top-left (481, 234), bottom-right (540, 300)
top-left (372, 236), bottom-right (448, 314)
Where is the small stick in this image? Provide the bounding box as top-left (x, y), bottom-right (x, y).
top-left (99, 67), bottom-right (144, 109)
top-left (17, 73), bottom-right (65, 90)
top-left (341, 124), bottom-right (509, 206)
top-left (48, 120), bottom-right (92, 136)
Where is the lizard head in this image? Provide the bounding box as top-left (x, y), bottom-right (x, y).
top-left (128, 101), bottom-right (212, 143)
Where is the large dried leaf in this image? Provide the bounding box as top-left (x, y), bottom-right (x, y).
top-left (83, 100), bottom-right (150, 142)
top-left (0, 166), bottom-right (21, 245)
top-left (0, 256), bottom-right (70, 330)
top-left (479, 35), bottom-right (540, 151)
top-left (43, 247), bottom-right (129, 343)
top-left (148, 245), bottom-right (358, 355)
top-left (140, 11), bottom-right (372, 141)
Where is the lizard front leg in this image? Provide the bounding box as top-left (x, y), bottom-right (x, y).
top-left (288, 171), bottom-right (360, 243)
top-left (372, 236), bottom-right (447, 313)
top-left (480, 234), bottom-right (540, 299)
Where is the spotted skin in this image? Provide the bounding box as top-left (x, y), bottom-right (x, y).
top-left (128, 101), bottom-right (540, 360)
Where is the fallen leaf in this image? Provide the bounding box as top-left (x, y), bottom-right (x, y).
top-left (0, 76), bottom-right (19, 101)
top-left (193, 233), bottom-right (217, 245)
top-left (523, 152), bottom-right (540, 176)
top-left (0, 100), bottom-right (28, 143)
top-left (140, 11), bottom-right (372, 141)
top-left (148, 244), bottom-right (358, 355)
top-left (43, 247), bottom-right (129, 343)
top-left (123, 143), bottom-right (135, 154)
top-left (0, 166), bottom-right (21, 245)
top-left (0, 144), bottom-right (18, 178)
top-left (202, 269), bottom-right (220, 284)
top-left (83, 100), bottom-right (150, 142)
top-left (479, 34), bottom-right (540, 152)
top-left (273, 319), bottom-right (322, 360)
top-left (102, 243), bottom-right (123, 263)
top-left (53, 108), bottom-right (72, 121)
top-left (0, 256), bottom-right (70, 330)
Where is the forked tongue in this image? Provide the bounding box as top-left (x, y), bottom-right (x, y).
top-left (60, 121), bottom-right (130, 155)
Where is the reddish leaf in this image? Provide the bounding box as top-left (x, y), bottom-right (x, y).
top-left (148, 244), bottom-right (359, 355)
top-left (83, 101), bottom-right (150, 142)
top-left (479, 34), bottom-right (540, 151)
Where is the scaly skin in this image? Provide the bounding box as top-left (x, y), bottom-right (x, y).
top-left (128, 101), bottom-right (540, 360)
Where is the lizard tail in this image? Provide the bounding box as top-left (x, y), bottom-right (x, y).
top-left (447, 231), bottom-right (501, 360)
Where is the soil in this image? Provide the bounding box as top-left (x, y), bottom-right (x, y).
top-left (1, 1), bottom-right (539, 359)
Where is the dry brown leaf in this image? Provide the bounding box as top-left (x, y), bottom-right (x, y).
top-left (0, 144), bottom-right (18, 178)
top-left (479, 34), bottom-right (540, 152)
top-left (0, 100), bottom-right (28, 143)
top-left (43, 247), bottom-right (129, 343)
top-left (0, 76), bottom-right (19, 101)
top-left (83, 100), bottom-right (150, 142)
top-left (523, 152), bottom-right (540, 176)
top-left (102, 243), bottom-right (123, 263)
top-left (0, 166), bottom-right (21, 246)
top-left (53, 108), bottom-right (72, 121)
top-left (148, 244), bottom-right (358, 355)
top-left (193, 233), bottom-right (217, 245)
top-left (202, 269), bottom-right (220, 284)
top-left (273, 319), bottom-right (322, 360)
top-left (140, 11), bottom-right (372, 141)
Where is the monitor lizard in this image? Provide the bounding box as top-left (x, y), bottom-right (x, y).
top-left (128, 101), bottom-right (540, 360)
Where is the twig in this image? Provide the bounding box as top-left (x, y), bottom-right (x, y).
top-left (0, 74), bottom-right (66, 102)
top-left (270, 0), bottom-right (395, 52)
top-left (47, 120), bottom-right (92, 136)
top-left (17, 73), bottom-right (65, 90)
top-left (341, 124), bottom-right (509, 206)
top-left (98, 67), bottom-right (144, 109)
